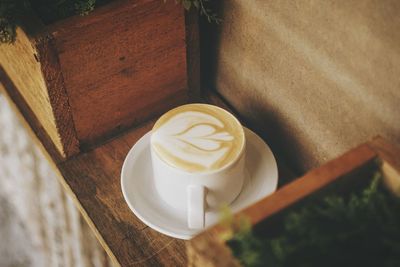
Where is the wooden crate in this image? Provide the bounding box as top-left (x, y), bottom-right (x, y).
top-left (0, 0), bottom-right (195, 158)
top-left (187, 136), bottom-right (400, 267)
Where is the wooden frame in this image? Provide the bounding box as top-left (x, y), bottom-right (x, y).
top-left (187, 136), bottom-right (400, 267)
top-left (0, 0), bottom-right (194, 158)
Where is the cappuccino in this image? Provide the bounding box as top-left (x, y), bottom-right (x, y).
top-left (151, 104), bottom-right (245, 173)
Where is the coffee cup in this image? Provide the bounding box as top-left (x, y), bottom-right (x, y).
top-left (150, 104), bottom-right (246, 229)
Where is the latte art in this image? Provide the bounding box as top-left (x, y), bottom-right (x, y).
top-left (151, 104), bottom-right (245, 172)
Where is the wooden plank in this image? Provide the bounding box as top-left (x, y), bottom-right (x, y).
top-left (0, 68), bottom-right (65, 163)
top-left (185, 9), bottom-right (201, 100)
top-left (188, 142), bottom-right (379, 266)
top-left (49, 0), bottom-right (189, 146)
top-left (1, 0), bottom-right (192, 157)
top-left (34, 33), bottom-right (80, 158)
top-left (0, 21), bottom-right (79, 158)
top-left (238, 143), bottom-right (376, 226)
top-left (58, 119), bottom-right (188, 267)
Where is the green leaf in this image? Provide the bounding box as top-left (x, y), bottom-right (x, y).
top-left (225, 172), bottom-right (400, 266)
top-left (192, 0), bottom-right (199, 9)
top-left (182, 0), bottom-right (191, 10)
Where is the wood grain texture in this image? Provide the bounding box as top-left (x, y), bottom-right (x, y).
top-left (58, 120), bottom-right (187, 267)
top-left (0, 22), bottom-right (79, 158)
top-left (49, 0), bottom-right (188, 146)
top-left (2, 83), bottom-right (186, 266)
top-left (0, 67), bottom-right (65, 163)
top-left (2, 82), bottom-right (296, 266)
top-left (34, 33), bottom-right (80, 158)
top-left (1, 0), bottom-right (191, 158)
top-left (185, 9), bottom-right (201, 100)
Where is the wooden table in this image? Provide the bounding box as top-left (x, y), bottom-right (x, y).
top-left (2, 83), bottom-right (183, 265)
top-left (1, 80), bottom-right (296, 266)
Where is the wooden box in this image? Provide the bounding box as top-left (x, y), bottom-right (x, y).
top-left (0, 0), bottom-right (193, 158)
top-left (187, 137), bottom-right (400, 266)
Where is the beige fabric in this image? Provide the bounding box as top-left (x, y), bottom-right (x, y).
top-left (0, 95), bottom-right (113, 267)
top-left (211, 0), bottom-right (400, 172)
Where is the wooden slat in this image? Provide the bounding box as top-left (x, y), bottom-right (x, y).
top-left (1, 0), bottom-right (191, 158)
top-left (185, 10), bottom-right (201, 100)
top-left (35, 33), bottom-right (80, 158)
top-left (239, 143), bottom-right (376, 226)
top-left (49, 0), bottom-right (188, 147)
top-left (0, 69), bottom-right (65, 163)
top-left (188, 141), bottom-right (379, 266)
top-left (0, 20), bottom-right (79, 158)
top-left (58, 120), bottom-right (187, 266)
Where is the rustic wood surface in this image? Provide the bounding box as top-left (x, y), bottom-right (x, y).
top-left (59, 120), bottom-right (188, 267)
top-left (0, 67), bottom-right (65, 163)
top-left (56, 107), bottom-right (295, 266)
top-left (185, 9), bottom-right (201, 100)
top-left (0, 0), bottom-right (191, 158)
top-left (50, 0), bottom-right (188, 147)
top-left (35, 24), bottom-right (80, 159)
top-left (2, 82), bottom-right (295, 266)
top-left (0, 19), bottom-right (78, 158)
top-left (0, 93), bottom-right (113, 267)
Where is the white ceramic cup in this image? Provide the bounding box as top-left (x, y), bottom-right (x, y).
top-left (150, 104), bottom-right (246, 229)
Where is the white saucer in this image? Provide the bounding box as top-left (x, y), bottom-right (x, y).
top-left (121, 127), bottom-right (278, 240)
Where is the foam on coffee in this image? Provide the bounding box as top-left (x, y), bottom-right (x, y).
top-left (151, 104), bottom-right (245, 173)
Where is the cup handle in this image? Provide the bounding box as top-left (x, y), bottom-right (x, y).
top-left (187, 185), bottom-right (205, 229)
